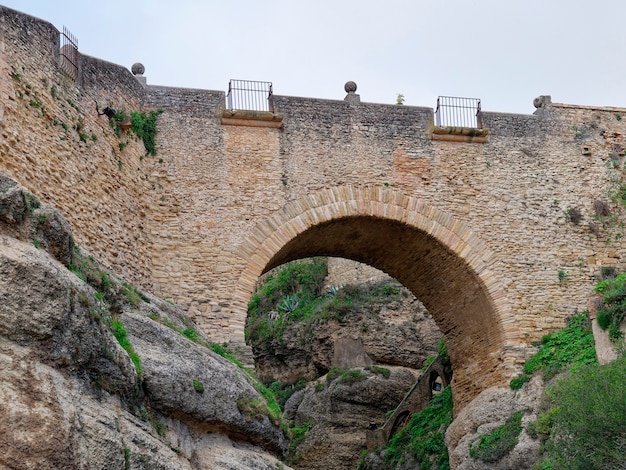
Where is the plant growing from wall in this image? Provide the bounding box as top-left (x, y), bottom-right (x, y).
top-left (594, 272), bottom-right (626, 341)
top-left (130, 109), bottom-right (163, 156)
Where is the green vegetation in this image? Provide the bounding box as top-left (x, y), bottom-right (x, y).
top-left (182, 327), bottom-right (200, 342)
top-left (365, 365), bottom-right (391, 379)
top-left (339, 369), bottom-right (367, 385)
top-left (269, 379), bottom-right (307, 409)
top-left (192, 379), bottom-right (205, 393)
top-left (110, 108), bottom-right (163, 155)
top-left (123, 447), bottom-right (130, 469)
top-left (503, 305), bottom-right (624, 469)
top-left (112, 319), bottom-right (142, 376)
top-left (470, 411), bottom-right (523, 463)
top-left (509, 312), bottom-right (596, 387)
top-left (326, 367), bottom-right (345, 383)
top-left (595, 271), bottom-right (626, 341)
top-left (237, 395), bottom-right (272, 421)
top-left (130, 109), bottom-right (163, 156)
top-left (359, 386), bottom-right (453, 470)
top-left (287, 420), bottom-right (314, 462)
top-left (121, 282), bottom-right (149, 307)
top-left (535, 358), bottom-right (626, 469)
top-left (68, 247), bottom-right (112, 294)
top-left (246, 258), bottom-right (406, 348)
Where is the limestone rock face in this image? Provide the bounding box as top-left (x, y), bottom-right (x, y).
top-left (285, 366), bottom-right (420, 470)
top-left (0, 175), bottom-right (291, 469)
top-left (445, 377), bottom-right (544, 470)
top-left (0, 173), bottom-right (73, 267)
top-left (253, 291), bottom-right (442, 385)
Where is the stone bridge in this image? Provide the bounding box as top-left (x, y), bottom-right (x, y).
top-left (2, 5), bottom-right (626, 409)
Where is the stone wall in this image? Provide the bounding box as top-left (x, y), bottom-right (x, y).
top-left (0, 6), bottom-right (157, 287)
top-left (3, 5), bottom-right (626, 408)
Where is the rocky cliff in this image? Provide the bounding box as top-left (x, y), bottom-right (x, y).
top-left (246, 260), bottom-right (445, 469)
top-left (0, 173), bottom-right (290, 469)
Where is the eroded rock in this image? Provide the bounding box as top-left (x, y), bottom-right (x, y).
top-left (0, 193), bottom-right (291, 469)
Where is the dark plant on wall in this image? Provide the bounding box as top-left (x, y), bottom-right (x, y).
top-left (566, 207), bottom-right (582, 224)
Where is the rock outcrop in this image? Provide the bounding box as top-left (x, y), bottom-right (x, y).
top-left (284, 366), bottom-right (421, 470)
top-left (0, 174), bottom-right (291, 469)
top-left (253, 284), bottom-right (442, 385)
top-left (445, 377), bottom-right (544, 470)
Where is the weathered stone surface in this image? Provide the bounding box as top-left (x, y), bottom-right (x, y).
top-left (285, 366), bottom-right (420, 470)
top-left (0, 174), bottom-right (73, 267)
top-left (124, 312), bottom-right (287, 454)
top-left (0, 232), bottom-right (289, 468)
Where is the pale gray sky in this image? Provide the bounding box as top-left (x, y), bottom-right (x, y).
top-left (3, 0), bottom-right (626, 114)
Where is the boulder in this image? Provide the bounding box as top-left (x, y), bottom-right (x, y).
top-left (285, 366), bottom-right (420, 470)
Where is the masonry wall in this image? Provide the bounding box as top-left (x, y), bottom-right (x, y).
top-left (0, 6), bottom-right (159, 287)
top-left (2, 7), bottom-right (626, 359)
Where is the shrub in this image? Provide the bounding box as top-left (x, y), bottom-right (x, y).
top-left (268, 380), bottom-right (307, 409)
top-left (287, 420), bottom-right (313, 460)
top-left (538, 358), bottom-right (626, 469)
top-left (237, 395), bottom-right (270, 421)
top-left (326, 367), bottom-right (345, 383)
top-left (182, 327), bottom-right (200, 342)
top-left (509, 374), bottom-right (530, 390)
top-left (522, 312), bottom-right (596, 378)
top-left (365, 365), bottom-right (391, 379)
top-left (470, 411), bottom-right (523, 462)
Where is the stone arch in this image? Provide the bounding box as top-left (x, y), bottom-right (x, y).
top-left (232, 185), bottom-right (519, 410)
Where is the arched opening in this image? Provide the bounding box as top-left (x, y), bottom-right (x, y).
top-left (389, 411), bottom-right (411, 438)
top-left (232, 186), bottom-right (518, 411)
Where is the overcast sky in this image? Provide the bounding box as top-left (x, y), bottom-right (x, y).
top-left (3, 1), bottom-right (626, 114)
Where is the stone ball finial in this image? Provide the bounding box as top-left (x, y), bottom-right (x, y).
top-left (344, 81), bottom-right (357, 93)
top-left (131, 63), bottom-right (145, 76)
top-left (533, 95), bottom-right (552, 109)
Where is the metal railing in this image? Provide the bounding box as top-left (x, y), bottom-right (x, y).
top-left (59, 26), bottom-right (78, 81)
top-left (227, 79), bottom-right (274, 112)
top-left (435, 96), bottom-right (482, 128)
